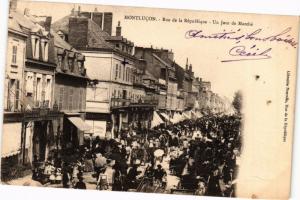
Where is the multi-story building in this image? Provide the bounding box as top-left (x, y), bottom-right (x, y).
top-left (2, 5), bottom-right (28, 165)
top-left (1, 6), bottom-right (64, 170)
top-left (52, 8), bottom-right (156, 137)
top-left (52, 30), bottom-right (89, 151)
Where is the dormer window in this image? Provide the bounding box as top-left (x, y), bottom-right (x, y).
top-left (68, 59), bottom-right (74, 72)
top-left (77, 54), bottom-right (85, 75)
top-left (41, 38), bottom-right (49, 62)
top-left (57, 48), bottom-right (66, 71)
top-left (31, 35), bottom-right (40, 59)
top-left (68, 52), bottom-right (75, 72)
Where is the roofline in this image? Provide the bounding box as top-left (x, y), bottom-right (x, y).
top-left (8, 28), bottom-right (28, 38)
top-left (77, 46), bottom-right (138, 61)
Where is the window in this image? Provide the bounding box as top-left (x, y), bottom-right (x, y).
top-left (115, 64), bottom-right (118, 80)
top-left (78, 61), bottom-right (83, 73)
top-left (7, 79), bottom-right (19, 111)
top-left (36, 77), bottom-right (42, 102)
top-left (45, 77), bottom-right (52, 102)
top-left (69, 88), bottom-right (73, 110)
top-left (31, 36), bottom-right (40, 59)
top-left (68, 59), bottom-right (74, 72)
top-left (59, 87), bottom-right (64, 109)
top-left (12, 45), bottom-right (17, 64)
top-left (79, 89), bottom-right (83, 110)
top-left (125, 67), bottom-right (128, 82)
top-left (25, 72), bottom-right (34, 96)
top-left (119, 64), bottom-right (122, 79)
top-left (123, 65), bottom-right (125, 81)
top-left (41, 39), bottom-right (49, 62)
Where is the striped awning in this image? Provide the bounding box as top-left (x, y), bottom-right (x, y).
top-left (151, 111), bottom-right (164, 128)
top-left (1, 123), bottom-right (22, 158)
top-left (160, 113), bottom-right (170, 121)
top-left (68, 117), bottom-right (92, 132)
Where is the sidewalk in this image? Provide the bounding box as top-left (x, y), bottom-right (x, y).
top-left (5, 174), bottom-right (42, 187)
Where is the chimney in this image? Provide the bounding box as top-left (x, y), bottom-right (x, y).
top-left (116, 21), bottom-right (121, 36)
top-left (81, 12), bottom-right (92, 19)
top-left (68, 17), bottom-right (89, 48)
top-left (168, 50), bottom-right (174, 61)
top-left (185, 58), bottom-right (189, 71)
top-left (71, 8), bottom-right (75, 16)
top-left (92, 12), bottom-right (103, 29)
top-left (9, 0), bottom-right (17, 14)
top-left (44, 16), bottom-right (52, 31)
top-left (103, 12), bottom-right (113, 35)
top-left (189, 64), bottom-right (192, 72)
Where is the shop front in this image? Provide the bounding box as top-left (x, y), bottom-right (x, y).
top-left (21, 108), bottom-right (63, 166)
top-left (62, 113), bottom-right (91, 151)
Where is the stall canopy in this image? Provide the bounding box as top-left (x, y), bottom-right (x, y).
top-left (85, 120), bottom-right (107, 138)
top-left (182, 111), bottom-right (191, 120)
top-left (160, 112), bottom-right (170, 122)
top-left (151, 111), bottom-right (164, 128)
top-left (191, 111), bottom-right (203, 119)
top-left (68, 117), bottom-right (92, 132)
top-left (1, 122), bottom-right (22, 158)
top-left (171, 113), bottom-right (184, 124)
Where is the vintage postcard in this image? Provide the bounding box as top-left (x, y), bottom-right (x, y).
top-left (1, 0), bottom-right (299, 199)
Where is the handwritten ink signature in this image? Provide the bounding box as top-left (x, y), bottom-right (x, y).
top-left (185, 27), bottom-right (298, 48)
top-left (221, 45), bottom-right (272, 62)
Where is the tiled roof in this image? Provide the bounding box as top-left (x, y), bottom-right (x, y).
top-left (8, 15), bottom-right (24, 34)
top-left (87, 19), bottom-right (113, 49)
top-left (12, 12), bottom-right (48, 36)
top-left (52, 15), bottom-right (70, 34)
top-left (152, 53), bottom-right (172, 69)
top-left (52, 15), bottom-right (113, 49)
top-left (51, 29), bottom-right (74, 51)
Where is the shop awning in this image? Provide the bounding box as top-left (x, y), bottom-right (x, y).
top-left (1, 122), bottom-right (22, 158)
top-left (151, 111), bottom-right (164, 128)
top-left (182, 112), bottom-right (191, 120)
top-left (85, 120), bottom-right (107, 138)
top-left (68, 117), bottom-right (92, 132)
top-left (171, 113), bottom-right (184, 124)
top-left (160, 113), bottom-right (170, 121)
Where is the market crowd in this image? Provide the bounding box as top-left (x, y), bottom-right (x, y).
top-left (32, 114), bottom-right (242, 197)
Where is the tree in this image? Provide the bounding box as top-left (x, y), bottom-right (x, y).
top-left (232, 90), bottom-right (242, 114)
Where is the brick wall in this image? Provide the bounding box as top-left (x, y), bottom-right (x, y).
top-left (92, 12), bottom-right (103, 29)
top-left (103, 12), bottom-right (113, 35)
top-left (68, 17), bottom-right (89, 48)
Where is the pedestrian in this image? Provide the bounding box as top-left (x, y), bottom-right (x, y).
top-left (74, 175), bottom-right (86, 189)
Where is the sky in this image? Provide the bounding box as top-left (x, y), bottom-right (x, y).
top-left (15, 0), bottom-right (265, 100)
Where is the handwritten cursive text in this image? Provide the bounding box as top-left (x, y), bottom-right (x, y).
top-left (185, 27), bottom-right (298, 48)
top-left (221, 45), bottom-right (272, 62)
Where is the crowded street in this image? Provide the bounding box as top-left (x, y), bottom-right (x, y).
top-left (2, 3), bottom-right (242, 198)
top-left (6, 114), bottom-right (241, 197)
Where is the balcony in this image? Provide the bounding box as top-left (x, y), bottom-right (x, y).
top-left (130, 97), bottom-right (158, 107)
top-left (111, 98), bottom-right (131, 108)
top-left (133, 81), bottom-right (144, 88)
top-left (110, 97), bottom-right (158, 110)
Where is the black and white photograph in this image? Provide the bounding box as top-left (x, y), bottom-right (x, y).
top-left (0, 0), bottom-right (299, 199)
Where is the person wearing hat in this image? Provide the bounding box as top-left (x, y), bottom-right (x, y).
top-left (154, 164), bottom-right (167, 186)
top-left (74, 174), bottom-right (86, 189)
top-left (94, 153), bottom-right (107, 180)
